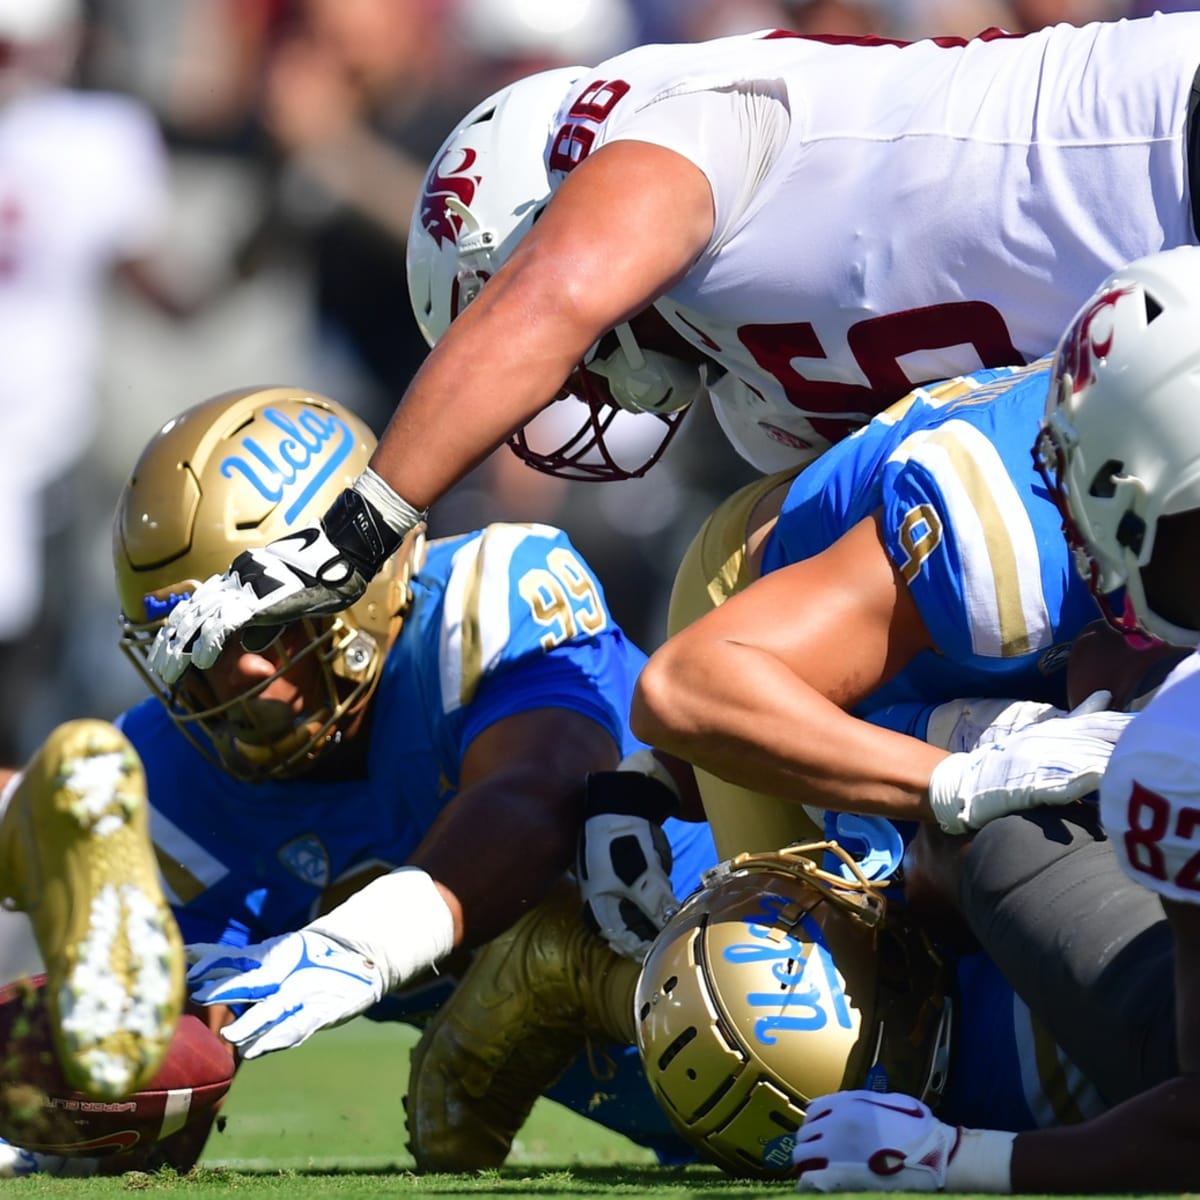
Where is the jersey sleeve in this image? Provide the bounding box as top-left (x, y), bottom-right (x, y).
top-left (880, 415), bottom-right (1059, 663)
top-left (434, 524), bottom-right (640, 749)
top-left (597, 86), bottom-right (789, 250)
top-left (1100, 652), bottom-right (1200, 906)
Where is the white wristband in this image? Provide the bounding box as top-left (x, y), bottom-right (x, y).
top-left (945, 1128), bottom-right (1015, 1193)
top-left (927, 752), bottom-right (970, 835)
top-left (353, 468), bottom-right (427, 537)
top-left (305, 866), bottom-right (454, 992)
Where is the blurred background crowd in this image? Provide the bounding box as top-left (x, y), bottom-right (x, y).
top-left (0, 0), bottom-right (1189, 761)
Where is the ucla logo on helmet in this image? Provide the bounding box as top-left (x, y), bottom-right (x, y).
top-left (219, 406), bottom-right (356, 525)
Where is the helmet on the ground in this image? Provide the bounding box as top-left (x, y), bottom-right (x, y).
top-left (406, 68), bottom-right (695, 480)
top-left (1035, 245), bottom-right (1200, 647)
top-left (635, 842), bottom-right (951, 1179)
top-left (113, 386), bottom-right (422, 780)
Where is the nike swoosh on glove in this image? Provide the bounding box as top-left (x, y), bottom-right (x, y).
top-left (186, 931), bottom-right (385, 1059)
top-left (927, 689), bottom-right (1134, 834)
top-left (794, 1091), bottom-right (957, 1192)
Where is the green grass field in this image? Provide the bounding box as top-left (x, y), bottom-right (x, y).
top-left (6, 1020), bottom-right (1188, 1198)
top-left (6, 1018), bottom-right (783, 1197)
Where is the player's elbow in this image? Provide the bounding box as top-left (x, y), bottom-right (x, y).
top-left (631, 642), bottom-right (697, 757)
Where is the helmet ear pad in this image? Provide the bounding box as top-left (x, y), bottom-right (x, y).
top-left (634, 844), bottom-right (951, 1179)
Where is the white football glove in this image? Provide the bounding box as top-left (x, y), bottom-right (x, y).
top-left (794, 1091), bottom-right (956, 1191)
top-left (147, 478), bottom-right (421, 685)
top-left (577, 751), bottom-right (680, 961)
top-left (925, 696), bottom-right (1066, 753)
top-left (793, 1091), bottom-right (1014, 1193)
top-left (927, 689), bottom-right (1133, 834)
top-left (186, 930), bottom-right (385, 1060)
top-left (186, 867), bottom-right (455, 1059)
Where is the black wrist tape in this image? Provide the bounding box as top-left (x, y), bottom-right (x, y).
top-left (321, 488), bottom-right (403, 577)
top-left (583, 770), bottom-right (681, 824)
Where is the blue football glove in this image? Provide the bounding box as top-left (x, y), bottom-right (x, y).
top-left (186, 931), bottom-right (385, 1059)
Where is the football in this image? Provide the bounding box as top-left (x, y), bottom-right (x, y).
top-left (1066, 619), bottom-right (1190, 712)
top-left (0, 975), bottom-right (234, 1158)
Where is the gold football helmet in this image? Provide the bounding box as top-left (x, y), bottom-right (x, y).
top-left (635, 842), bottom-right (952, 1179)
top-left (113, 386), bottom-right (422, 780)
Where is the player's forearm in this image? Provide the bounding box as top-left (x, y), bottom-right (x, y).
top-left (1008, 1075), bottom-right (1200, 1192)
top-left (632, 641), bottom-right (944, 820)
top-left (369, 260), bottom-right (596, 509)
top-left (408, 773), bottom-right (582, 949)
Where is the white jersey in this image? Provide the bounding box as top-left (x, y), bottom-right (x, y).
top-left (0, 86), bottom-right (168, 639)
top-left (1101, 651), bottom-right (1200, 907)
top-left (0, 87), bottom-right (169, 488)
top-left (548, 16), bottom-right (1200, 471)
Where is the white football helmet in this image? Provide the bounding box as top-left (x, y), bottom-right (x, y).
top-left (113, 387), bottom-right (423, 781)
top-left (635, 842), bottom-right (951, 1179)
top-left (1035, 245), bottom-right (1200, 647)
top-left (406, 68), bottom-right (695, 480)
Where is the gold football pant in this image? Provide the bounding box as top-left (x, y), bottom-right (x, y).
top-left (405, 879), bottom-right (638, 1171)
top-left (666, 468), bottom-right (822, 860)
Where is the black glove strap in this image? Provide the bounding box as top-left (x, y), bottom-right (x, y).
top-left (321, 488), bottom-right (404, 578)
top-left (583, 770), bottom-right (680, 824)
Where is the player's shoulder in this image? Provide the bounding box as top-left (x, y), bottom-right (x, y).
top-left (421, 522), bottom-right (593, 586)
top-left (418, 521), bottom-right (613, 646)
top-left (882, 361), bottom-right (1050, 505)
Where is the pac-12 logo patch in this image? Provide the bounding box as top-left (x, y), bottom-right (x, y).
top-left (278, 834), bottom-right (330, 889)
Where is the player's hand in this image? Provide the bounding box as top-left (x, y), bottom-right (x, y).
top-left (928, 689), bottom-right (1133, 834)
top-left (147, 522), bottom-right (370, 685)
top-left (185, 931), bottom-right (384, 1059)
top-left (577, 761), bottom-right (679, 961)
top-left (927, 696), bottom-right (1065, 752)
top-left (793, 1091), bottom-right (957, 1192)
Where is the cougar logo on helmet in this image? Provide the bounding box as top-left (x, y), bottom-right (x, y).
top-left (419, 148), bottom-right (480, 249)
top-left (1056, 286), bottom-right (1132, 395)
top-left (1038, 246), bottom-right (1200, 648)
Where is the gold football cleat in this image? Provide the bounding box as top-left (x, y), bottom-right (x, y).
top-left (405, 878), bottom-right (639, 1172)
top-left (0, 720), bottom-right (184, 1099)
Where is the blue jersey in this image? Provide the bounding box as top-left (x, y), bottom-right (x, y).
top-left (119, 519), bottom-right (721, 1162)
top-left (760, 362), bottom-right (1098, 718)
top-left (749, 366), bottom-right (1108, 1130)
top-left (121, 522), bottom-right (654, 948)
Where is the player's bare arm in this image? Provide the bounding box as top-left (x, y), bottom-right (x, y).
top-left (633, 512), bottom-right (947, 820)
top-left (406, 707), bottom-right (620, 948)
top-left (368, 139), bottom-right (715, 507)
